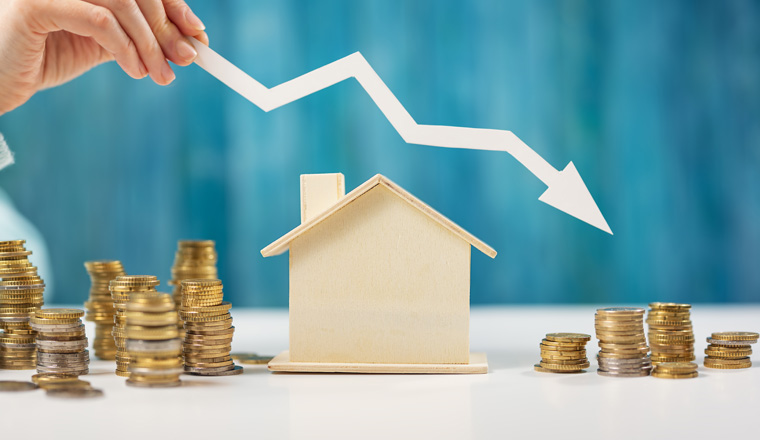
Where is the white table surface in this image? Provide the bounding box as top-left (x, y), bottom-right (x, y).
top-left (1, 305), bottom-right (758, 439)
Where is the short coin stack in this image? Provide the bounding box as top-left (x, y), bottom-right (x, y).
top-left (646, 303), bottom-right (694, 364)
top-left (651, 361), bottom-right (699, 379)
top-left (84, 260), bottom-right (126, 360)
top-left (125, 292), bottom-right (183, 387)
top-left (169, 241), bottom-right (219, 335)
top-left (109, 275), bottom-right (159, 377)
top-left (534, 333), bottom-right (591, 373)
top-left (0, 240), bottom-right (45, 370)
top-left (180, 279), bottom-right (242, 376)
top-left (595, 307), bottom-right (652, 377)
top-left (30, 309), bottom-right (89, 376)
top-left (704, 331), bottom-right (758, 369)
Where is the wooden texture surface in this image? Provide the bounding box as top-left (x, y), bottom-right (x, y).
top-left (300, 173), bottom-right (345, 223)
top-left (289, 184), bottom-right (472, 364)
top-left (268, 351), bottom-right (488, 374)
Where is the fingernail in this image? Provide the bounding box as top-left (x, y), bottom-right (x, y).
top-left (139, 61), bottom-right (148, 78)
top-left (185, 8), bottom-right (205, 31)
top-left (176, 39), bottom-right (197, 61)
top-left (162, 63), bottom-right (176, 84)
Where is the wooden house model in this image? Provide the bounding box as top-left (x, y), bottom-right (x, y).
top-left (263, 173), bottom-right (496, 374)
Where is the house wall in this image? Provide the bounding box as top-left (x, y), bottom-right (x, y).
top-left (289, 185), bottom-right (471, 364)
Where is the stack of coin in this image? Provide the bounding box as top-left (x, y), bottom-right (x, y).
top-left (534, 333), bottom-right (591, 373)
top-left (646, 303), bottom-right (695, 364)
top-left (651, 361), bottom-right (698, 379)
top-left (595, 307), bottom-right (652, 377)
top-left (180, 279), bottom-right (242, 376)
top-left (0, 240), bottom-right (45, 370)
top-left (84, 260), bottom-right (126, 360)
top-left (125, 292), bottom-right (183, 387)
top-left (30, 309), bottom-right (89, 375)
top-left (109, 275), bottom-right (159, 377)
top-left (704, 331), bottom-right (758, 370)
top-left (169, 240), bottom-right (219, 335)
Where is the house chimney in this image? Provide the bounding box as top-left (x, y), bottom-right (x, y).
top-left (300, 173), bottom-right (345, 223)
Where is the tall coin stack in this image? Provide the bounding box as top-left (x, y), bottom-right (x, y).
top-left (109, 275), bottom-right (159, 377)
top-left (169, 240), bottom-right (219, 336)
top-left (31, 308), bottom-right (89, 375)
top-left (125, 292), bottom-right (183, 387)
top-left (704, 331), bottom-right (758, 370)
top-left (180, 279), bottom-right (243, 376)
top-left (646, 303), bottom-right (694, 364)
top-left (84, 260), bottom-right (126, 360)
top-left (534, 333), bottom-right (591, 373)
top-left (595, 307), bottom-right (652, 377)
top-left (0, 239), bottom-right (45, 370)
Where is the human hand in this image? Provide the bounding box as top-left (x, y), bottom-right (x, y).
top-left (0, 0), bottom-right (209, 114)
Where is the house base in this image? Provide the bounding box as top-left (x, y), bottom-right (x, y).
top-left (267, 351), bottom-right (488, 374)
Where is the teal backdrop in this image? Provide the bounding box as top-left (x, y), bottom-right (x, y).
top-left (1, 0), bottom-right (759, 306)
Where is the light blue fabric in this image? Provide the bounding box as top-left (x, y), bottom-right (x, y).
top-left (0, 187), bottom-right (54, 300)
top-left (0, 0), bottom-right (758, 306)
top-left (0, 133), bottom-right (13, 170)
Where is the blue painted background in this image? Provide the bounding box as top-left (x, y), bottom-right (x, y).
top-left (1, 0), bottom-right (759, 306)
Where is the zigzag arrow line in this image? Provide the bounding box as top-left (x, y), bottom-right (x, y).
top-left (189, 39), bottom-right (612, 234)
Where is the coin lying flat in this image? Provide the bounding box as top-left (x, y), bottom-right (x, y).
top-left (230, 353), bottom-right (274, 365)
top-left (0, 380), bottom-right (38, 391)
top-left (46, 388), bottom-right (104, 398)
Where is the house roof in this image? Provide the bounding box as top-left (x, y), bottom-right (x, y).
top-left (261, 174), bottom-right (497, 258)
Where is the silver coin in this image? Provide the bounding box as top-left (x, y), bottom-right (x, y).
top-left (126, 339), bottom-right (182, 352)
top-left (0, 284), bottom-right (45, 291)
top-left (46, 388), bottom-right (103, 399)
top-left (706, 338), bottom-right (756, 346)
top-left (183, 364), bottom-right (236, 374)
top-left (36, 339), bottom-right (89, 348)
top-left (597, 357), bottom-right (651, 365)
top-left (32, 325), bottom-right (85, 333)
top-left (29, 323), bottom-right (84, 331)
top-left (0, 316), bottom-right (31, 322)
top-left (36, 366), bottom-right (89, 374)
top-left (185, 365), bottom-right (244, 376)
top-left (36, 360), bottom-right (89, 367)
top-left (597, 369), bottom-right (651, 377)
top-left (37, 349), bottom-right (90, 357)
top-left (598, 364), bottom-right (652, 371)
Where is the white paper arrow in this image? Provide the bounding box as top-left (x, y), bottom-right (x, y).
top-left (189, 39), bottom-right (612, 234)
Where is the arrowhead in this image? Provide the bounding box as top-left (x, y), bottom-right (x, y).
top-left (538, 162), bottom-right (613, 234)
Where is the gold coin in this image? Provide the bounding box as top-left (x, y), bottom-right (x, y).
top-left (649, 302), bottom-right (691, 310)
top-left (652, 371), bottom-right (698, 379)
top-left (710, 332), bottom-right (759, 342)
top-left (703, 357), bottom-right (752, 369)
top-left (34, 308), bottom-right (85, 319)
top-left (653, 362), bottom-right (698, 372)
top-left (545, 333), bottom-right (591, 343)
top-left (0, 380), bottom-right (38, 391)
top-left (539, 361), bottom-right (590, 370)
